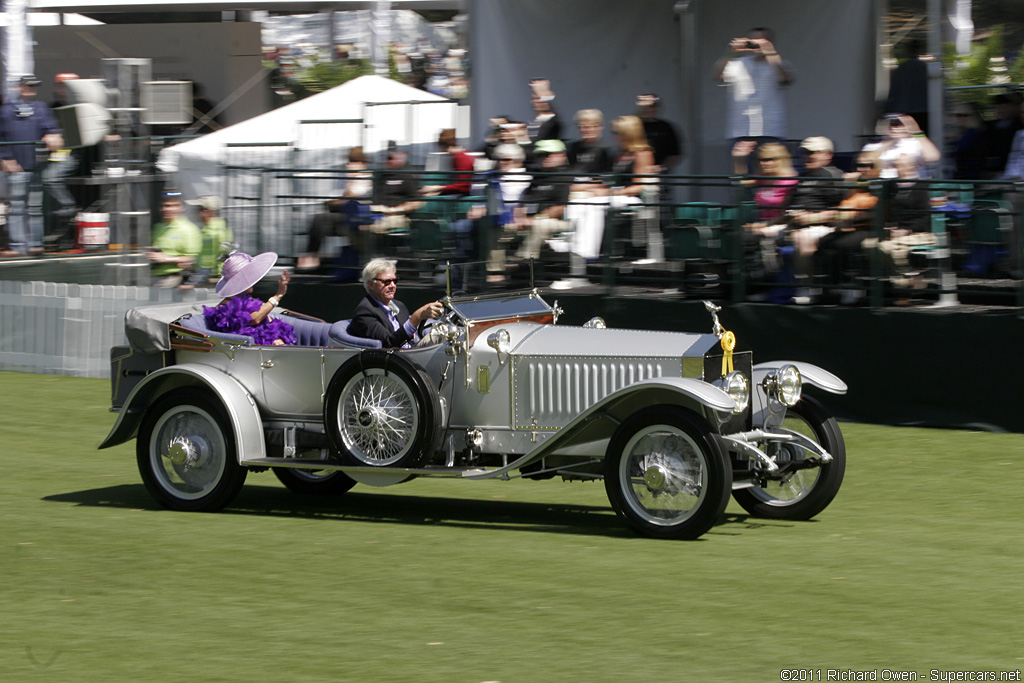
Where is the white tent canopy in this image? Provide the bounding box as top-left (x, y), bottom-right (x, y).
top-left (157, 74), bottom-right (457, 199)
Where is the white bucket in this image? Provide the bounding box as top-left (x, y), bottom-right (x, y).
top-left (76, 212), bottom-right (110, 248)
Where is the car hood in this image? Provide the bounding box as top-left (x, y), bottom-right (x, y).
top-left (506, 323), bottom-right (721, 359)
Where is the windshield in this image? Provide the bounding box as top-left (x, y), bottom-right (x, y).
top-left (448, 291), bottom-right (553, 324)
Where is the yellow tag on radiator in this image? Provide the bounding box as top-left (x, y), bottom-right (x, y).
top-left (720, 330), bottom-right (735, 376)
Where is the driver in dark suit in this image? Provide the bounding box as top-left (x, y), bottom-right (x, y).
top-left (349, 258), bottom-right (443, 348)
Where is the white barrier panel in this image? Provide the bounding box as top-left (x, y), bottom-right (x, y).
top-left (0, 281), bottom-right (218, 378)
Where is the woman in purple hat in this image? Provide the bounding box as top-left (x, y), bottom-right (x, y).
top-left (203, 251), bottom-right (296, 345)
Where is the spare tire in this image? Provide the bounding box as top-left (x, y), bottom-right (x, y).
top-left (324, 351), bottom-right (441, 468)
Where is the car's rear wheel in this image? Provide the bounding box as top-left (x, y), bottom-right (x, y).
top-left (137, 390), bottom-right (247, 511)
top-left (324, 351), bottom-right (441, 469)
top-left (604, 406), bottom-right (731, 540)
top-left (273, 464), bottom-right (356, 494)
top-left (733, 395), bottom-right (845, 520)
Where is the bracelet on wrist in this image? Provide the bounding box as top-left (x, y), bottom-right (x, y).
top-left (913, 133), bottom-right (926, 138)
top-left (268, 296), bottom-right (281, 307)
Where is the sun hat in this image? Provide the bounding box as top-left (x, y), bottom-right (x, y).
top-left (215, 251), bottom-right (278, 298)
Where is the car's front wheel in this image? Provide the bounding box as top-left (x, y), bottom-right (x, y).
top-left (732, 395), bottom-right (846, 520)
top-left (604, 406), bottom-right (731, 540)
top-left (137, 390), bottom-right (247, 511)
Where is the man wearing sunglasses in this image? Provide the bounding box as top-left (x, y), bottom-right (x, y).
top-left (349, 258), bottom-right (443, 348)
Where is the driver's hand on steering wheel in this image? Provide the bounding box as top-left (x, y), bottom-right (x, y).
top-left (411, 301), bottom-right (444, 328)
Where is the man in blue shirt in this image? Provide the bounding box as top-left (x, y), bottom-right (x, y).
top-left (0, 75), bottom-right (64, 254)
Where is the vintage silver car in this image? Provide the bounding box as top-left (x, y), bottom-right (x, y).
top-left (101, 287), bottom-right (848, 540)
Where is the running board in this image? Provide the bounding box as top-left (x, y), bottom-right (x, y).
top-left (243, 458), bottom-right (495, 478)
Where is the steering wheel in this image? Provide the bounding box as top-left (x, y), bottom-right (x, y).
top-left (416, 306), bottom-right (457, 347)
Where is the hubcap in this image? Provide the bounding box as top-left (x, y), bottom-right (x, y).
top-left (643, 465), bottom-right (667, 491)
top-left (619, 425), bottom-right (707, 526)
top-left (150, 405), bottom-right (227, 500)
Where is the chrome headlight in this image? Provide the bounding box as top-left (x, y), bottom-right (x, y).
top-left (487, 328), bottom-right (511, 358)
top-left (582, 316), bottom-right (606, 329)
top-left (720, 371), bottom-right (749, 414)
top-left (764, 364), bottom-right (803, 407)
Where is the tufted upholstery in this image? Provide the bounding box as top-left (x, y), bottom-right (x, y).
top-left (328, 319), bottom-right (383, 349)
top-left (277, 313), bottom-right (334, 347)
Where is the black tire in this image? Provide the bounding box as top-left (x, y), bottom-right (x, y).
top-left (136, 390), bottom-right (247, 512)
top-left (273, 466), bottom-right (356, 495)
top-left (604, 406), bottom-right (731, 540)
top-left (732, 395), bottom-right (846, 520)
top-left (324, 351), bottom-right (441, 468)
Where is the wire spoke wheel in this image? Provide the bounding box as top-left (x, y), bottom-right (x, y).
top-left (339, 369), bottom-right (419, 465)
top-left (733, 395), bottom-right (846, 520)
top-left (605, 406), bottom-right (730, 540)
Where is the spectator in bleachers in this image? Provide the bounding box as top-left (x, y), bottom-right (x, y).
top-left (527, 79), bottom-right (561, 143)
top-left (786, 136), bottom-right (845, 303)
top-left (479, 114), bottom-right (509, 160)
top-left (452, 143), bottom-right (532, 285)
top-left (370, 148), bottom-right (423, 233)
top-left (568, 109), bottom-right (614, 179)
top-left (712, 27), bottom-right (794, 142)
top-left (609, 115), bottom-right (657, 198)
top-left (816, 151), bottom-right (882, 303)
top-left (733, 140), bottom-right (797, 238)
top-left (636, 94), bottom-right (682, 174)
top-left (949, 102), bottom-right (987, 180)
top-left (885, 38), bottom-right (930, 135)
top-left (297, 147), bottom-right (372, 271)
top-left (514, 139), bottom-right (572, 261)
top-left (864, 114), bottom-right (941, 179)
top-left (863, 154), bottom-right (934, 296)
top-left (420, 128), bottom-right (475, 197)
top-left (982, 92), bottom-right (1022, 178)
top-left (342, 146), bottom-right (372, 199)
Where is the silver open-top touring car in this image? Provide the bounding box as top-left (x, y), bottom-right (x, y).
top-left (101, 283), bottom-right (848, 540)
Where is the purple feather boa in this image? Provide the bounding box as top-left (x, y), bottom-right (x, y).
top-left (203, 295), bottom-right (296, 345)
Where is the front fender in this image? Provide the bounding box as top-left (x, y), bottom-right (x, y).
top-left (754, 361), bottom-right (847, 395)
top-left (99, 363), bottom-right (266, 464)
top-left (465, 376), bottom-right (734, 479)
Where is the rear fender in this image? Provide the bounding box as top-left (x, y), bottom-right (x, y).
top-left (99, 363), bottom-right (266, 464)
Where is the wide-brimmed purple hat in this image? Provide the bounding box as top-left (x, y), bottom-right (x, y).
top-left (215, 251), bottom-right (277, 298)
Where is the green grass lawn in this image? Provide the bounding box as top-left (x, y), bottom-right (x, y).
top-left (1, 371), bottom-right (1021, 682)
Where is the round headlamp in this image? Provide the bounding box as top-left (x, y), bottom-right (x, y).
top-left (487, 328), bottom-right (511, 355)
top-left (723, 371), bottom-right (749, 414)
top-left (778, 364), bottom-right (802, 406)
